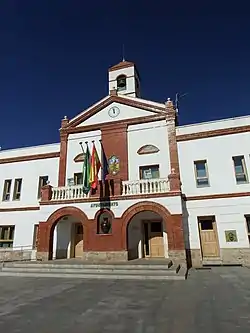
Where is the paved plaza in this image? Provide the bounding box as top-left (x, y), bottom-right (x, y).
top-left (0, 266), bottom-right (250, 332)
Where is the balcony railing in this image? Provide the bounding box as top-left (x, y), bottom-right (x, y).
top-left (51, 184), bottom-right (88, 201)
top-left (41, 172), bottom-right (180, 202)
top-left (44, 178), bottom-right (170, 202)
top-left (122, 178), bottom-right (169, 196)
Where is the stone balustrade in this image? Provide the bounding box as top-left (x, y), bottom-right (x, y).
top-left (51, 184), bottom-right (89, 201)
top-left (122, 178), bottom-right (169, 196)
top-left (40, 172), bottom-right (180, 202)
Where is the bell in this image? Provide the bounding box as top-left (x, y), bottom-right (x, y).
top-left (117, 77), bottom-right (126, 88)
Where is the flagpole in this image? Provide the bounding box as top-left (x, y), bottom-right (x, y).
top-left (99, 139), bottom-right (109, 181)
top-left (79, 141), bottom-right (85, 154)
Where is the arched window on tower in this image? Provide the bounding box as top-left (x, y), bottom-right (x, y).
top-left (117, 75), bottom-right (127, 91)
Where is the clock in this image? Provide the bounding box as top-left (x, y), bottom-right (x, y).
top-left (108, 106), bottom-right (120, 118)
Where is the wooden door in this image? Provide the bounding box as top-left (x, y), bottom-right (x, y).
top-left (149, 222), bottom-right (164, 257)
top-left (198, 217), bottom-right (219, 257)
top-left (74, 223), bottom-right (83, 258)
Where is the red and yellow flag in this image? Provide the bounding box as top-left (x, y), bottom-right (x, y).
top-left (89, 142), bottom-right (101, 189)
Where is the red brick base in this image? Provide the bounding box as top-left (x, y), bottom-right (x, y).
top-left (37, 201), bottom-right (185, 262)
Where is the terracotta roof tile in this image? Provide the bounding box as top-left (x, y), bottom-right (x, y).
top-left (109, 60), bottom-right (135, 72)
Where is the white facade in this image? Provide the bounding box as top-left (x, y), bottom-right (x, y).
top-left (1, 61), bottom-right (250, 266)
top-left (127, 120), bottom-right (170, 180)
top-left (66, 130), bottom-right (102, 182)
top-left (178, 131), bottom-right (250, 196)
top-left (0, 143), bottom-right (60, 208)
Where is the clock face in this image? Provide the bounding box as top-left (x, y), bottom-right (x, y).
top-left (108, 106), bottom-right (120, 118)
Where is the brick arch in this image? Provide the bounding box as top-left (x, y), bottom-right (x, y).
top-left (121, 201), bottom-right (173, 249)
top-left (46, 206), bottom-right (89, 231)
top-left (44, 206), bottom-right (89, 260)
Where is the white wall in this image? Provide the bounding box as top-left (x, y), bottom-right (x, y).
top-left (39, 195), bottom-right (183, 222)
top-left (0, 210), bottom-right (39, 249)
top-left (127, 214), bottom-right (143, 259)
top-left (178, 132), bottom-right (250, 196)
top-left (127, 120), bottom-right (170, 180)
top-left (55, 219), bottom-right (72, 259)
top-left (66, 130), bottom-right (101, 183)
top-left (184, 197), bottom-right (250, 250)
top-left (0, 157), bottom-right (59, 208)
top-left (0, 143), bottom-right (59, 159)
top-left (177, 115), bottom-right (250, 136)
top-left (0, 143), bottom-right (60, 208)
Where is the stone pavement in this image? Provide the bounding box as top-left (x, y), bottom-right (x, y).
top-left (0, 266), bottom-right (250, 332)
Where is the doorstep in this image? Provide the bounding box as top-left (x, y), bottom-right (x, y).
top-left (202, 257), bottom-right (223, 266)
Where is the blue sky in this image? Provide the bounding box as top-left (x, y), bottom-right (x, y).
top-left (0, 1), bottom-right (249, 149)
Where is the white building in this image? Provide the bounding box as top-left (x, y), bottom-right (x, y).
top-left (0, 60), bottom-right (250, 267)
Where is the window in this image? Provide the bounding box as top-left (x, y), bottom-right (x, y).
top-left (233, 156), bottom-right (248, 184)
top-left (194, 160), bottom-right (209, 187)
top-left (245, 216), bottom-right (250, 244)
top-left (32, 224), bottom-right (39, 249)
top-left (2, 179), bottom-right (12, 201)
top-left (198, 216), bottom-right (215, 230)
top-left (37, 176), bottom-right (49, 198)
top-left (0, 226), bottom-right (15, 248)
top-left (74, 173), bottom-right (83, 185)
top-left (116, 75), bottom-right (126, 91)
top-left (13, 178), bottom-right (22, 200)
top-left (199, 219), bottom-right (213, 230)
top-left (139, 165), bottom-right (160, 180)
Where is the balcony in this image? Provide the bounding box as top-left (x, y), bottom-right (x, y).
top-left (51, 184), bottom-right (88, 201)
top-left (40, 171), bottom-right (180, 203)
top-left (122, 178), bottom-right (169, 196)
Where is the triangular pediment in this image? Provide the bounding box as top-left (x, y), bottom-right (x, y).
top-left (66, 95), bottom-right (166, 129)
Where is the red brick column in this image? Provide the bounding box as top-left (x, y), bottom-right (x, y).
top-left (167, 214), bottom-right (185, 252)
top-left (168, 170), bottom-right (181, 192)
top-left (101, 124), bottom-right (128, 181)
top-left (166, 99), bottom-right (180, 188)
top-left (40, 185), bottom-right (52, 201)
top-left (58, 117), bottom-right (69, 187)
top-left (36, 222), bottom-right (52, 261)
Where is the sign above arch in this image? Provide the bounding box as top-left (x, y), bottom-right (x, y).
top-left (137, 144), bottom-right (160, 155)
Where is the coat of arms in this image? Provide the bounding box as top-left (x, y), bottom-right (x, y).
top-left (108, 155), bottom-right (120, 175)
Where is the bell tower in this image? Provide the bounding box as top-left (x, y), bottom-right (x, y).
top-left (108, 60), bottom-right (141, 98)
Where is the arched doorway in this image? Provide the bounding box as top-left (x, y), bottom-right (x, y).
top-left (121, 202), bottom-right (175, 260)
top-left (52, 215), bottom-right (84, 259)
top-left (126, 211), bottom-right (167, 260)
top-left (41, 206), bottom-right (88, 260)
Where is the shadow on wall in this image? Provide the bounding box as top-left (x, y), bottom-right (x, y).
top-left (127, 216), bottom-right (141, 260)
top-left (182, 197), bottom-right (192, 268)
top-left (55, 219), bottom-right (72, 259)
